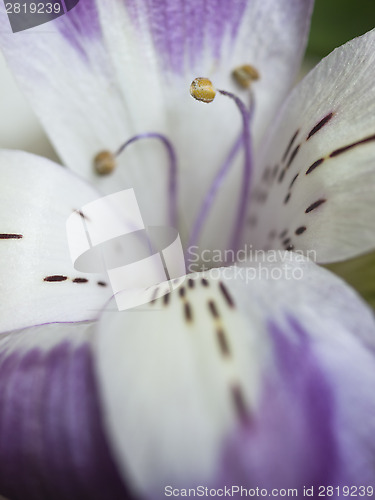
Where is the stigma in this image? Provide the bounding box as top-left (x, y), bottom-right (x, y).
top-left (190, 77), bottom-right (216, 103)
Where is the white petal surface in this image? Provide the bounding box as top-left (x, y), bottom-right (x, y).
top-left (94, 255), bottom-right (375, 495)
top-left (0, 0), bottom-right (313, 244)
top-left (246, 29), bottom-right (375, 263)
top-left (0, 151), bottom-right (111, 332)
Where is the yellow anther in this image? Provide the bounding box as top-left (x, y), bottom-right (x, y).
top-left (93, 150), bottom-right (116, 175)
top-left (190, 77), bottom-right (216, 103)
top-left (232, 65), bottom-right (260, 89)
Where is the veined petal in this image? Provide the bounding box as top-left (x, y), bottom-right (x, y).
top-left (0, 0), bottom-right (313, 235)
top-left (0, 322), bottom-right (131, 500)
top-left (247, 29), bottom-right (375, 263)
top-left (0, 151), bottom-right (112, 332)
top-left (94, 256), bottom-right (375, 495)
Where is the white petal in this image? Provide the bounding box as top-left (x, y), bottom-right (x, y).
top-left (0, 151), bottom-right (112, 332)
top-left (0, 0), bottom-right (313, 241)
top-left (247, 29), bottom-right (375, 263)
top-left (93, 255), bottom-right (375, 495)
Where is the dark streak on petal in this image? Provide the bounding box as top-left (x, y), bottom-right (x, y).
top-left (305, 199), bottom-right (326, 213)
top-left (97, 281), bottom-right (107, 287)
top-left (283, 238), bottom-right (291, 246)
top-left (330, 134), bottom-right (375, 157)
top-left (219, 282), bottom-right (235, 308)
top-left (307, 112), bottom-right (334, 140)
top-left (295, 226), bottom-right (307, 235)
top-left (208, 300), bottom-right (220, 319)
top-left (282, 130), bottom-right (299, 162)
top-left (0, 233), bottom-right (23, 239)
top-left (286, 244), bottom-right (295, 251)
top-left (163, 293), bottom-right (170, 306)
top-left (279, 230), bottom-right (288, 239)
top-left (73, 278), bottom-right (89, 284)
top-left (184, 302), bottom-right (193, 323)
top-left (284, 193), bottom-right (291, 204)
top-left (289, 173), bottom-right (299, 189)
top-left (44, 275), bottom-right (68, 282)
top-left (278, 169), bottom-right (286, 183)
top-left (201, 278), bottom-right (209, 287)
top-left (188, 279), bottom-right (195, 289)
top-left (74, 209), bottom-right (90, 221)
top-left (231, 384), bottom-right (250, 424)
top-left (306, 158), bottom-right (324, 175)
top-left (179, 287), bottom-right (186, 298)
top-left (217, 328), bottom-right (231, 357)
top-left (286, 144), bottom-right (300, 169)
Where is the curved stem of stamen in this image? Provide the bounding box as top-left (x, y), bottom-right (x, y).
top-left (115, 133), bottom-right (178, 228)
top-left (217, 89), bottom-right (253, 254)
top-left (188, 91), bottom-right (254, 255)
top-left (188, 135), bottom-right (243, 250)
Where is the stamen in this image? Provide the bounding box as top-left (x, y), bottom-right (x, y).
top-left (94, 133), bottom-right (178, 228)
top-left (94, 150), bottom-right (116, 175)
top-left (232, 64), bottom-right (260, 89)
top-left (190, 77), bottom-right (216, 103)
top-left (189, 78), bottom-right (254, 255)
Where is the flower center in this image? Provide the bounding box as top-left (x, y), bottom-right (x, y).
top-left (92, 70), bottom-right (258, 269)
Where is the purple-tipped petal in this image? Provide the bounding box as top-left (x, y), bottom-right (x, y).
top-left (0, 323), bottom-right (132, 500)
top-left (247, 28), bottom-right (375, 263)
top-left (93, 255), bottom-right (375, 494)
top-left (0, 0), bottom-right (314, 247)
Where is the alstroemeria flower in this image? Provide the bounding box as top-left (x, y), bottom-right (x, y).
top-left (0, 1), bottom-right (375, 498)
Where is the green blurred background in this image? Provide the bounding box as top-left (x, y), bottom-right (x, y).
top-left (307, 0), bottom-right (375, 58)
top-left (306, 0), bottom-right (375, 308)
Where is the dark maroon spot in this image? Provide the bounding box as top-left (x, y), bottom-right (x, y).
top-left (44, 275), bottom-right (68, 282)
top-left (74, 209), bottom-right (90, 221)
top-left (306, 158), bottom-right (324, 175)
top-left (295, 226), bottom-right (307, 235)
top-left (201, 278), bottom-right (209, 287)
top-left (262, 167), bottom-right (271, 183)
top-left (307, 112), bottom-right (334, 140)
top-left (279, 229), bottom-right (288, 239)
top-left (305, 199), bottom-right (326, 213)
top-left (163, 293), bottom-right (170, 305)
top-left (286, 144), bottom-right (300, 169)
top-left (284, 193), bottom-right (291, 204)
top-left (289, 173), bottom-right (299, 189)
top-left (219, 282), bottom-right (235, 308)
top-left (278, 169), bottom-right (286, 183)
top-left (283, 238), bottom-right (291, 246)
top-left (184, 302), bottom-right (193, 322)
top-left (231, 384), bottom-right (250, 424)
top-left (282, 130), bottom-right (299, 162)
top-left (0, 233), bottom-right (23, 239)
top-left (217, 329), bottom-right (231, 357)
top-left (179, 287), bottom-right (186, 298)
top-left (330, 134), bottom-right (375, 157)
top-left (247, 215), bottom-right (257, 227)
top-left (97, 281), bottom-right (107, 287)
top-left (73, 278), bottom-right (89, 284)
top-left (188, 278), bottom-right (195, 289)
top-left (269, 230), bottom-right (276, 240)
top-left (208, 300), bottom-right (220, 319)
top-left (286, 244), bottom-right (295, 251)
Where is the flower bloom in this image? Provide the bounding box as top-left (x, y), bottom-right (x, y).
top-left (0, 1), bottom-right (375, 498)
